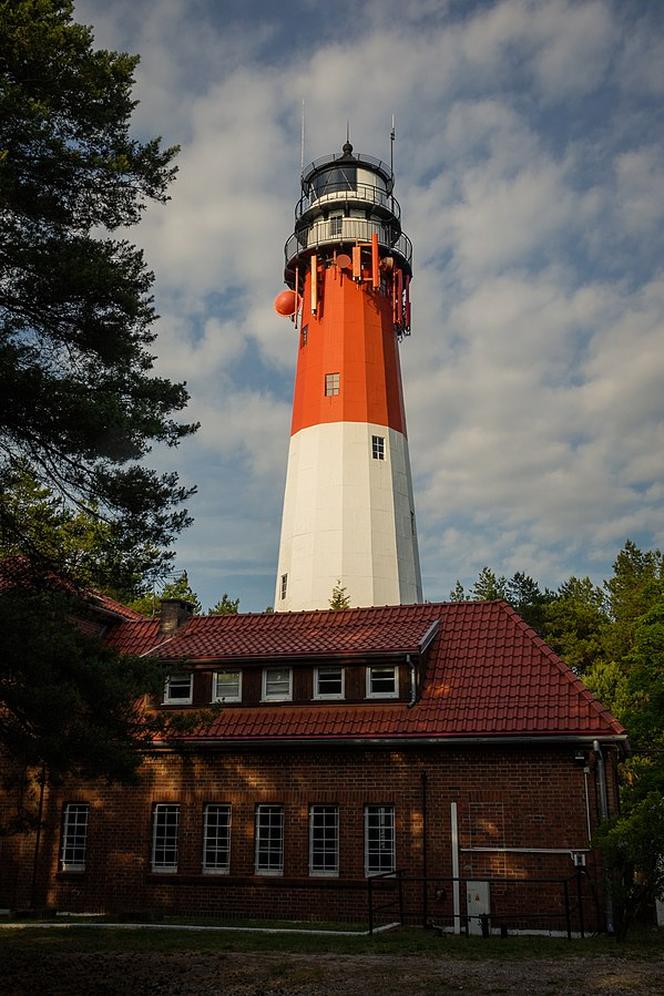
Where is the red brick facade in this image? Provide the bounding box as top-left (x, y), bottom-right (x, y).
top-left (1, 742), bottom-right (619, 930)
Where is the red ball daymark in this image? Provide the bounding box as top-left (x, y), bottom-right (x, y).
top-left (273, 290), bottom-right (299, 316)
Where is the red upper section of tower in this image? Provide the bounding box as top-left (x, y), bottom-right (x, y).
top-left (290, 264), bottom-right (407, 437)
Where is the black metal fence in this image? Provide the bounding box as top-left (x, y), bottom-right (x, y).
top-left (367, 869), bottom-right (600, 938)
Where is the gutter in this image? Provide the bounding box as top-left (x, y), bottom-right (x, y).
top-left (150, 733), bottom-right (629, 750)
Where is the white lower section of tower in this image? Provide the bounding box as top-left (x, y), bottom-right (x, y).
top-left (274, 421), bottom-right (423, 612)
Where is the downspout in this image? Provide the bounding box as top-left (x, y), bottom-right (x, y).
top-left (421, 770), bottom-right (428, 927)
top-left (593, 739), bottom-right (615, 934)
top-left (408, 654), bottom-right (417, 706)
top-left (450, 801), bottom-right (461, 934)
top-left (30, 763), bottom-right (47, 910)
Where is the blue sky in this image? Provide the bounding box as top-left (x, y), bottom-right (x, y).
top-left (75, 0), bottom-right (664, 611)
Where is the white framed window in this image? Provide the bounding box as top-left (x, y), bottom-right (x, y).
top-left (314, 665), bottom-right (344, 700)
top-left (255, 805), bottom-right (284, 875)
top-left (371, 435), bottom-right (385, 460)
top-left (280, 573), bottom-right (288, 600)
top-left (212, 671), bottom-right (242, 703)
top-left (163, 673), bottom-right (193, 705)
top-left (60, 803), bottom-right (89, 872)
top-left (366, 665), bottom-right (399, 698)
top-left (309, 805), bottom-right (339, 876)
top-left (262, 666), bottom-right (292, 702)
top-left (329, 214), bottom-right (343, 236)
top-left (151, 804), bottom-right (180, 873)
top-left (301, 325), bottom-right (308, 348)
top-left (365, 805), bottom-right (395, 876)
top-left (325, 372), bottom-right (340, 396)
top-left (203, 804), bottom-right (231, 874)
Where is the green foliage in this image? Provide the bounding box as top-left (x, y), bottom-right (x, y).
top-left (329, 579), bottom-right (350, 610)
top-left (604, 541), bottom-right (664, 661)
top-left (594, 793), bottom-right (664, 936)
top-left (449, 580), bottom-right (467, 601)
top-left (0, 464), bottom-right (167, 601)
top-left (128, 570), bottom-right (202, 617)
top-left (0, 0), bottom-right (198, 582)
top-left (208, 593), bottom-right (240, 616)
top-left (470, 567), bottom-right (508, 601)
top-left (542, 576), bottom-right (609, 675)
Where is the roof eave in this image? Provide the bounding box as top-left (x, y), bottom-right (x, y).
top-left (152, 732), bottom-right (629, 750)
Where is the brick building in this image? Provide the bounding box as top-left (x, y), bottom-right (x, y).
top-left (0, 594), bottom-right (626, 932)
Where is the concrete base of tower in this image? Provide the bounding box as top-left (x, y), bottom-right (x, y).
top-left (275, 421), bottom-right (423, 612)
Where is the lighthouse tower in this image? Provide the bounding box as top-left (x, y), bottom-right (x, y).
top-left (274, 141), bottom-right (422, 612)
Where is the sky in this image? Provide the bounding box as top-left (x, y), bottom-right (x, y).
top-left (74, 0), bottom-right (664, 612)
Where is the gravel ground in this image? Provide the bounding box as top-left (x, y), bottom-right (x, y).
top-left (1, 950), bottom-right (663, 996)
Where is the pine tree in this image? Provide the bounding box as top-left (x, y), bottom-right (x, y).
top-left (0, 1), bottom-right (197, 578)
top-left (449, 580), bottom-right (467, 601)
top-left (329, 579), bottom-right (350, 610)
top-left (128, 570), bottom-right (202, 616)
top-left (470, 567), bottom-right (508, 601)
top-left (208, 593), bottom-right (240, 615)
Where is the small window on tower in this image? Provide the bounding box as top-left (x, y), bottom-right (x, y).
top-left (372, 435), bottom-right (385, 460)
top-left (325, 373), bottom-right (340, 397)
top-left (329, 215), bottom-right (343, 237)
top-left (280, 574), bottom-right (288, 600)
top-left (301, 324), bottom-right (308, 348)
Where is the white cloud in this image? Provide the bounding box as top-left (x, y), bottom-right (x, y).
top-left (73, 0), bottom-right (664, 609)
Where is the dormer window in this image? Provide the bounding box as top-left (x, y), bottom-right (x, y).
top-left (314, 665), bottom-right (344, 700)
top-left (262, 667), bottom-right (292, 702)
top-left (212, 671), bottom-right (242, 703)
top-left (366, 665), bottom-right (398, 699)
top-left (163, 673), bottom-right (193, 705)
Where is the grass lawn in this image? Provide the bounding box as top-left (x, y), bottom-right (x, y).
top-left (0, 922), bottom-right (662, 960)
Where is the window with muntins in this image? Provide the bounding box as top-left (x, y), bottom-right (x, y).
top-left (314, 665), bottom-right (344, 699)
top-left (365, 805), bottom-right (395, 876)
top-left (371, 435), bottom-right (385, 460)
top-left (213, 671), bottom-right (242, 703)
top-left (309, 805), bottom-right (339, 876)
top-left (280, 573), bottom-right (288, 600)
top-left (163, 673), bottom-right (193, 705)
top-left (152, 804), bottom-right (180, 873)
top-left (255, 805), bottom-right (284, 874)
top-left (262, 667), bottom-right (292, 701)
top-left (60, 803), bottom-right (89, 871)
top-left (203, 804), bottom-right (231, 874)
top-left (300, 325), bottom-right (308, 348)
top-left (329, 215), bottom-right (343, 236)
top-left (325, 372), bottom-right (340, 396)
top-left (367, 665), bottom-right (398, 698)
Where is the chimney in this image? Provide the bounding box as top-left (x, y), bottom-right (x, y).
top-left (159, 598), bottom-right (194, 635)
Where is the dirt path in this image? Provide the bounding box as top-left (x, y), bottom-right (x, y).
top-left (2, 950), bottom-right (663, 996)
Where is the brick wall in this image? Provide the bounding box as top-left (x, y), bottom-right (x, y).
top-left (2, 742), bottom-right (618, 929)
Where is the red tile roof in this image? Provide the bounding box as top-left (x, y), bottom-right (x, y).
top-left (105, 601), bottom-right (624, 743)
top-left (90, 592), bottom-right (145, 621)
top-left (108, 608), bottom-right (441, 661)
top-left (0, 556), bottom-right (145, 621)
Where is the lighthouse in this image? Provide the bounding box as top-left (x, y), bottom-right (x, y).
top-left (273, 141), bottom-right (422, 612)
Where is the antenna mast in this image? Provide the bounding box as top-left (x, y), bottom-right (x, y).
top-left (390, 114), bottom-right (396, 209)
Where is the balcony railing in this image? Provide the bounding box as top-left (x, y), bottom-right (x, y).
top-left (284, 218), bottom-right (413, 269)
top-left (295, 182), bottom-right (401, 223)
top-left (302, 152), bottom-right (393, 187)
